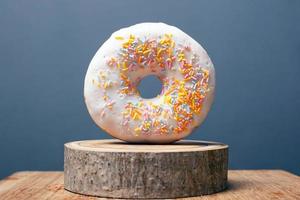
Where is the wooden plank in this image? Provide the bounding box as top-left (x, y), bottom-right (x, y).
top-left (0, 170), bottom-right (299, 200)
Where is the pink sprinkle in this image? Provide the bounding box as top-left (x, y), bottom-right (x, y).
top-left (100, 109), bottom-right (105, 117)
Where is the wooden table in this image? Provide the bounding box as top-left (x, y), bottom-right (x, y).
top-left (0, 170), bottom-right (299, 199)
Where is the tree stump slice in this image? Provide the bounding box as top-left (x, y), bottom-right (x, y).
top-left (64, 139), bottom-right (228, 199)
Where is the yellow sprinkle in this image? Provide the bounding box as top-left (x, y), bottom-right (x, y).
top-left (144, 122), bottom-right (150, 129)
top-left (165, 33), bottom-right (173, 38)
top-left (171, 41), bottom-right (175, 48)
top-left (115, 36), bottom-right (124, 40)
top-left (168, 48), bottom-right (173, 56)
top-left (103, 82), bottom-right (108, 89)
top-left (178, 57), bottom-right (184, 62)
top-left (178, 53), bottom-right (185, 58)
top-left (157, 48), bottom-right (163, 56)
top-left (151, 104), bottom-right (158, 109)
top-left (136, 44), bottom-right (143, 50)
top-left (132, 112), bottom-right (139, 120)
top-left (162, 110), bottom-right (168, 118)
top-left (202, 68), bottom-right (210, 77)
top-left (122, 62), bottom-right (128, 70)
top-left (117, 62), bottom-right (121, 69)
top-left (129, 34), bottom-right (135, 40)
top-left (178, 92), bottom-right (186, 97)
top-left (143, 49), bottom-right (151, 55)
top-left (164, 95), bottom-right (171, 104)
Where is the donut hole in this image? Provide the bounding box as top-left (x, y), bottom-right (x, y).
top-left (137, 75), bottom-right (162, 99)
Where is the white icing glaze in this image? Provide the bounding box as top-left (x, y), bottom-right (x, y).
top-left (84, 22), bottom-right (215, 143)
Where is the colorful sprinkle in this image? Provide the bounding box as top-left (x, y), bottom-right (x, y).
top-left (105, 33), bottom-right (210, 135)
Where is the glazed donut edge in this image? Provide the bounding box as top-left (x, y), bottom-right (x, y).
top-left (84, 22), bottom-right (215, 143)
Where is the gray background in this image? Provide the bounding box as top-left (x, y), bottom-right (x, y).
top-left (0, 0), bottom-right (299, 179)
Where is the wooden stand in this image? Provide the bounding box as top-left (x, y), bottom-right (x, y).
top-left (64, 139), bottom-right (228, 199)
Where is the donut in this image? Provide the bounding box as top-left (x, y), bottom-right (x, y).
top-left (84, 23), bottom-right (215, 143)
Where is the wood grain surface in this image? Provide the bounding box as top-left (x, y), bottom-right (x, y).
top-left (0, 170), bottom-right (299, 200)
top-left (64, 140), bottom-right (228, 198)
